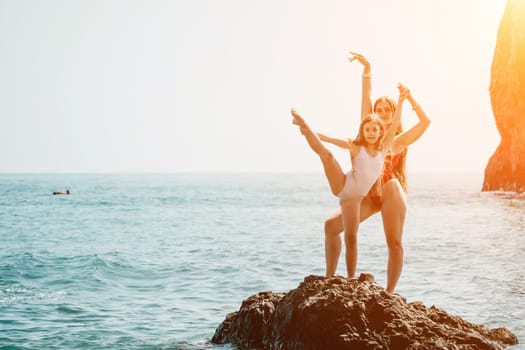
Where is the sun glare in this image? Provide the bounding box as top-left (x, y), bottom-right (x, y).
top-left (483, 0), bottom-right (507, 25)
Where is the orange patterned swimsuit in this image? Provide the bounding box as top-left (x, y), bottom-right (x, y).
top-left (367, 153), bottom-right (402, 207)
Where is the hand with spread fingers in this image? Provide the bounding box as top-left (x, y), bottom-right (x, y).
top-left (348, 51), bottom-right (371, 72)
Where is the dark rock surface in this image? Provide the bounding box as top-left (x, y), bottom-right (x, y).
top-left (483, 0), bottom-right (525, 193)
top-left (212, 273), bottom-right (518, 350)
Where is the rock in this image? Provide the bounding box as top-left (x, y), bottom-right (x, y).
top-left (482, 0), bottom-right (525, 193)
top-left (211, 274), bottom-right (518, 350)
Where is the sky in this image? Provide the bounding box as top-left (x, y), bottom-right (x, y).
top-left (0, 0), bottom-right (508, 174)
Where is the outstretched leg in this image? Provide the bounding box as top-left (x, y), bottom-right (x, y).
top-left (291, 108), bottom-right (346, 195)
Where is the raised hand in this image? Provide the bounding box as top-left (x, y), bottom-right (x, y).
top-left (348, 51), bottom-right (371, 70)
top-left (397, 83), bottom-right (409, 100)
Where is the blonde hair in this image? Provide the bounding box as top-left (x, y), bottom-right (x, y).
top-left (373, 96), bottom-right (407, 192)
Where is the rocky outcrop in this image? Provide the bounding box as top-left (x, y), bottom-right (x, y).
top-left (212, 274), bottom-right (518, 350)
top-left (483, 0), bottom-right (525, 193)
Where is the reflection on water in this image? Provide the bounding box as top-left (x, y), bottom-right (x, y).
top-left (401, 174), bottom-right (525, 349)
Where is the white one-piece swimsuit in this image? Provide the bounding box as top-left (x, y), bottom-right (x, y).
top-left (337, 147), bottom-right (383, 200)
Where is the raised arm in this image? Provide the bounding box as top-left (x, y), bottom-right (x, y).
top-left (317, 132), bottom-right (351, 150)
top-left (349, 51), bottom-right (372, 120)
top-left (390, 85), bottom-right (431, 155)
top-left (381, 84), bottom-right (407, 152)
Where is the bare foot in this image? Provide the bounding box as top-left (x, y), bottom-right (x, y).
top-left (290, 108), bottom-right (306, 127)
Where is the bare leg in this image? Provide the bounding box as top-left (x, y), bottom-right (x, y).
top-left (339, 199), bottom-right (363, 278)
top-left (324, 210), bottom-right (343, 277)
top-left (324, 196), bottom-right (380, 276)
top-left (291, 109), bottom-right (346, 195)
top-left (380, 179), bottom-right (407, 292)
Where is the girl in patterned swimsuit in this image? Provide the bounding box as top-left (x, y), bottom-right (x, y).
top-left (291, 84), bottom-right (407, 278)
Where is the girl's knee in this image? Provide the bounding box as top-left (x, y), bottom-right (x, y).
top-left (387, 238), bottom-right (403, 251)
top-left (344, 235), bottom-right (358, 247)
top-left (325, 218), bottom-right (342, 236)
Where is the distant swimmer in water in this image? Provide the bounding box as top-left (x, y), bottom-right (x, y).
top-left (53, 189), bottom-right (70, 195)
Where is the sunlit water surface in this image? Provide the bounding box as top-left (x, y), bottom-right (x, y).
top-left (1, 173), bottom-right (523, 349)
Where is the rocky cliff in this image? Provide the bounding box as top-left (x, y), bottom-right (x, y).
top-left (483, 0), bottom-right (525, 192)
top-left (212, 273), bottom-right (518, 350)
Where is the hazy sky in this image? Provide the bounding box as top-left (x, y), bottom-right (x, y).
top-left (0, 0), bottom-right (507, 173)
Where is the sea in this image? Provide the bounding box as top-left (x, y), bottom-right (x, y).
top-left (1, 173), bottom-right (524, 349)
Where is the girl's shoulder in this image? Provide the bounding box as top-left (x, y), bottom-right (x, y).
top-left (349, 142), bottom-right (361, 158)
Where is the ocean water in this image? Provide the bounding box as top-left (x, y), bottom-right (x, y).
top-left (0, 173), bottom-right (524, 349)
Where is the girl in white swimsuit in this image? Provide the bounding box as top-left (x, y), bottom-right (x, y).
top-left (291, 84), bottom-right (406, 278)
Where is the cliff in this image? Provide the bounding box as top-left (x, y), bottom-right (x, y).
top-left (483, 0), bottom-right (525, 192)
top-left (212, 273), bottom-right (518, 350)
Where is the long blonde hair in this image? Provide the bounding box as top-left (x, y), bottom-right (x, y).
top-left (373, 96), bottom-right (407, 192)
